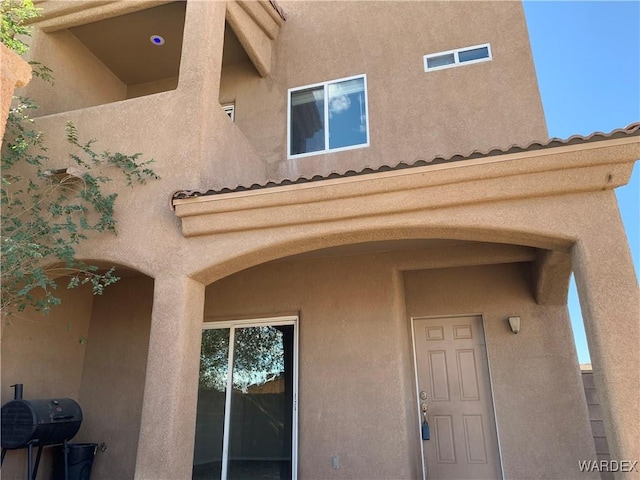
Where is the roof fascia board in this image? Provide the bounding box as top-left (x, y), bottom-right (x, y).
top-left (174, 136), bottom-right (639, 209)
top-left (173, 139), bottom-right (638, 237)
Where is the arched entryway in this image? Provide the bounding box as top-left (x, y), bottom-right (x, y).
top-left (194, 237), bottom-right (589, 480)
top-left (139, 181), bottom-right (639, 479)
top-left (1, 263), bottom-right (154, 480)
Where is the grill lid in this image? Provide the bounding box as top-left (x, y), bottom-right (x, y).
top-left (1, 398), bottom-right (83, 449)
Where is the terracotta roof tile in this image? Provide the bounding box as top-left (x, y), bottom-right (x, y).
top-left (172, 123), bottom-right (640, 200)
top-left (269, 0), bottom-right (286, 21)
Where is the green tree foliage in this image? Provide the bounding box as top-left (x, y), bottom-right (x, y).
top-left (1, 0), bottom-right (52, 81)
top-left (0, 0), bottom-right (38, 54)
top-left (1, 1), bottom-right (158, 315)
top-left (1, 100), bottom-right (158, 313)
top-left (199, 327), bottom-right (285, 392)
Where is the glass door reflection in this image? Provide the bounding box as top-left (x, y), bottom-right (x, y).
top-left (193, 320), bottom-right (297, 480)
top-left (193, 328), bottom-right (230, 479)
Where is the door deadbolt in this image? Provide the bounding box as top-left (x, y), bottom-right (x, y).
top-left (420, 391), bottom-right (427, 400)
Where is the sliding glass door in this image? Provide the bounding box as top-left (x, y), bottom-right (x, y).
top-left (193, 317), bottom-right (298, 480)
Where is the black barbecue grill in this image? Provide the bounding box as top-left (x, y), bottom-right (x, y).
top-left (1, 384), bottom-right (84, 480)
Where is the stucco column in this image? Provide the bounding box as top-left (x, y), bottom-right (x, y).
top-left (135, 275), bottom-right (205, 480)
top-left (572, 191), bottom-right (639, 475)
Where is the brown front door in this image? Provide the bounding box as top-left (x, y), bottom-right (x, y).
top-left (412, 315), bottom-right (502, 479)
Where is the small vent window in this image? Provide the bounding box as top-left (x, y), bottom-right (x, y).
top-left (424, 44), bottom-right (491, 72)
top-left (426, 53), bottom-right (455, 69)
top-left (223, 104), bottom-right (235, 121)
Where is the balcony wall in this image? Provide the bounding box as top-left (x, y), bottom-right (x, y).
top-left (17, 0), bottom-right (267, 225)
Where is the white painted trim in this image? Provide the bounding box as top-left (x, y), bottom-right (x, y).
top-left (424, 43), bottom-right (492, 72)
top-left (323, 79), bottom-right (330, 156)
top-left (288, 140), bottom-right (370, 159)
top-left (292, 315), bottom-right (300, 479)
top-left (220, 326), bottom-right (235, 480)
top-left (203, 315), bottom-right (298, 329)
top-left (200, 315), bottom-right (299, 480)
top-left (287, 74), bottom-right (370, 159)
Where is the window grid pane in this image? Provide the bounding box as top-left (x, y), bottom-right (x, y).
top-left (327, 77), bottom-right (368, 150)
top-left (290, 87), bottom-right (325, 156)
top-left (289, 75), bottom-right (368, 157)
top-left (459, 46), bottom-right (489, 63)
top-left (427, 53), bottom-right (456, 69)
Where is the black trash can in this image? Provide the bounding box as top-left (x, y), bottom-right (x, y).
top-left (52, 443), bottom-right (98, 480)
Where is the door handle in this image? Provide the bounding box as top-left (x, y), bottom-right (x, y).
top-left (421, 401), bottom-right (430, 440)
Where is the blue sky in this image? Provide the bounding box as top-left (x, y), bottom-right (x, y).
top-left (523, 1), bottom-right (640, 363)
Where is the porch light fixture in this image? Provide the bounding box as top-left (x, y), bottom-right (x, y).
top-left (508, 316), bottom-right (521, 334)
top-left (150, 35), bottom-right (165, 46)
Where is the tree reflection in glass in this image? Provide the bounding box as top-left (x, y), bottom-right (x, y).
top-left (193, 328), bottom-right (230, 479)
top-left (228, 326), bottom-right (293, 479)
top-left (193, 325), bottom-right (294, 480)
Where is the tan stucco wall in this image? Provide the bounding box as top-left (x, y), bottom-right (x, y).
top-left (8, 0), bottom-right (568, 284)
top-left (205, 250), bottom-right (422, 479)
top-left (221, 1), bottom-right (547, 181)
top-left (3, 1), bottom-right (638, 478)
top-left (25, 28), bottom-right (127, 116)
top-left (3, 162), bottom-right (635, 479)
top-left (76, 276), bottom-right (153, 480)
top-left (404, 263), bottom-right (598, 479)
top-left (1, 284), bottom-right (93, 405)
top-left (127, 76), bottom-right (179, 99)
top-left (20, 1), bottom-right (265, 198)
top-left (0, 285), bottom-right (94, 479)
top-left (22, 1), bottom-right (546, 191)
top-left (204, 248), bottom-right (596, 479)
top-left (0, 277), bottom-right (152, 480)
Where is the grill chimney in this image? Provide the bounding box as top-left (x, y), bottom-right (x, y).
top-left (11, 384), bottom-right (23, 400)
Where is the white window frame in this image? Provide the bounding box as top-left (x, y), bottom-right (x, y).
top-left (423, 43), bottom-right (492, 72)
top-left (287, 74), bottom-right (370, 159)
top-left (200, 315), bottom-right (299, 480)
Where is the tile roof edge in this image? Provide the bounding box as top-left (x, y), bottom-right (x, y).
top-left (268, 0), bottom-right (287, 21)
top-left (172, 122), bottom-right (640, 201)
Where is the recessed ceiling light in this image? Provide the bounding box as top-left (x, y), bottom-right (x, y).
top-left (150, 35), bottom-right (165, 46)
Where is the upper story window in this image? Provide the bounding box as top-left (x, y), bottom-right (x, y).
top-left (423, 43), bottom-right (492, 72)
top-left (288, 75), bottom-right (369, 158)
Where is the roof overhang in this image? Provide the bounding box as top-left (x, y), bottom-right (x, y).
top-left (225, 0), bottom-right (285, 77)
top-left (173, 136), bottom-right (639, 238)
top-left (30, 0), bottom-right (285, 79)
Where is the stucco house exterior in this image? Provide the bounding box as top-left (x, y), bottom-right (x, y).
top-left (1, 1), bottom-right (638, 479)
